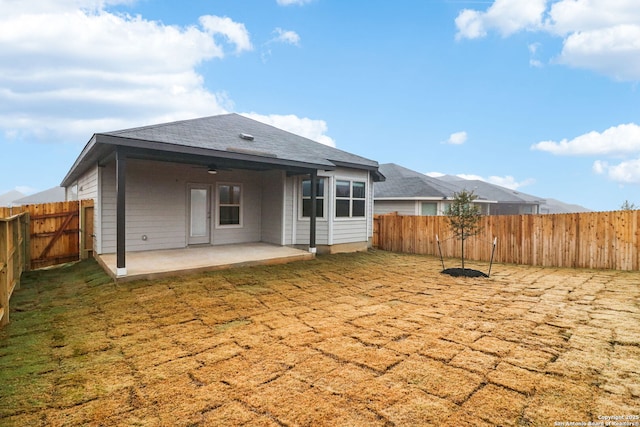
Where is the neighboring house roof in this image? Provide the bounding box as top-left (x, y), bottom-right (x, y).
top-left (375, 163), bottom-right (460, 199)
top-left (440, 178), bottom-right (544, 205)
top-left (540, 198), bottom-right (592, 214)
top-left (376, 164), bottom-right (592, 213)
top-left (376, 163), bottom-right (547, 207)
top-left (11, 187), bottom-right (66, 205)
top-left (62, 113), bottom-right (383, 187)
top-left (0, 190), bottom-right (25, 207)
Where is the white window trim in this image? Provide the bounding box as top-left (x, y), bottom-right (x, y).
top-left (298, 176), bottom-right (328, 221)
top-left (335, 179), bottom-right (367, 220)
top-left (215, 182), bottom-right (243, 229)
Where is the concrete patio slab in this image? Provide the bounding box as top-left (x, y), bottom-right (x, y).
top-left (96, 243), bottom-right (315, 281)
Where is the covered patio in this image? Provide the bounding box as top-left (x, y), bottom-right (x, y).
top-left (96, 243), bottom-right (314, 282)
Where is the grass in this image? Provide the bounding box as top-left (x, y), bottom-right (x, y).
top-left (1, 251), bottom-right (639, 426)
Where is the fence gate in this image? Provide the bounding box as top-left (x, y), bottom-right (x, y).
top-left (27, 201), bottom-right (94, 270)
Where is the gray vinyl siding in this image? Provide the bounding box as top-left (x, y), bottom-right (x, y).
top-left (374, 200), bottom-right (417, 216)
top-left (98, 159), bottom-right (377, 254)
top-left (75, 165), bottom-right (100, 254)
top-left (212, 173), bottom-right (262, 245)
top-left (124, 161), bottom-right (187, 251)
top-left (101, 159), bottom-right (266, 253)
top-left (283, 178), bottom-right (294, 245)
top-left (293, 174), bottom-right (330, 246)
top-left (101, 162), bottom-right (116, 254)
top-left (291, 168), bottom-right (371, 247)
top-left (332, 220), bottom-right (368, 244)
top-left (260, 170), bottom-right (284, 245)
top-left (367, 173), bottom-right (374, 240)
top-left (77, 165), bottom-right (98, 200)
top-left (329, 169), bottom-right (371, 245)
top-left (101, 161), bottom-right (185, 253)
top-left (295, 219), bottom-right (329, 246)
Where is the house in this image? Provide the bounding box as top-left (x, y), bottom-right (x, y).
top-left (10, 187), bottom-right (66, 206)
top-left (61, 113), bottom-right (384, 278)
top-left (538, 198), bottom-right (592, 214)
top-left (0, 190), bottom-right (25, 207)
top-left (374, 163), bottom-right (544, 216)
top-left (437, 175), bottom-right (544, 215)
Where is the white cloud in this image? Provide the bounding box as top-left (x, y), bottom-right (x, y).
top-left (455, 0), bottom-right (640, 81)
top-left (0, 2), bottom-right (252, 142)
top-left (537, 123), bottom-right (640, 185)
top-left (485, 175), bottom-right (535, 190)
top-left (594, 158), bottom-right (640, 183)
top-left (593, 160), bottom-right (608, 175)
top-left (276, 0), bottom-right (313, 5)
top-left (272, 28), bottom-right (301, 46)
top-left (545, 0), bottom-right (640, 36)
top-left (454, 174), bottom-right (534, 189)
top-left (558, 25), bottom-right (640, 81)
top-left (425, 172), bottom-right (445, 178)
top-left (455, 0), bottom-right (547, 40)
top-left (531, 123), bottom-right (640, 156)
top-left (199, 15), bottom-right (253, 54)
top-left (528, 42), bottom-right (543, 67)
top-left (444, 131), bottom-right (468, 145)
top-left (241, 113), bottom-right (336, 147)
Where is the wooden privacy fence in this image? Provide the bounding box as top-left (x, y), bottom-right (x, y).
top-left (374, 211), bottom-right (640, 271)
top-left (0, 212), bottom-right (29, 326)
top-left (0, 200), bottom-right (94, 270)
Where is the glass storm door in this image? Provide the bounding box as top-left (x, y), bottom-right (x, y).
top-left (188, 185), bottom-right (210, 245)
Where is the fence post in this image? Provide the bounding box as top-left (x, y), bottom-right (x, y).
top-left (22, 213), bottom-right (30, 273)
top-left (1, 220), bottom-right (9, 326)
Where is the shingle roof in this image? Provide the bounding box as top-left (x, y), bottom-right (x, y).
top-left (104, 113), bottom-right (379, 170)
top-left (62, 113), bottom-right (382, 186)
top-left (375, 163), bottom-right (545, 205)
top-left (374, 163), bottom-right (459, 198)
top-left (438, 177), bottom-right (544, 204)
top-left (11, 187), bottom-right (65, 205)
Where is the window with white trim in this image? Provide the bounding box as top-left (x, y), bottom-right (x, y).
top-left (335, 180), bottom-right (366, 218)
top-left (218, 183), bottom-right (241, 226)
top-left (301, 178), bottom-right (325, 218)
top-left (421, 202), bottom-right (437, 216)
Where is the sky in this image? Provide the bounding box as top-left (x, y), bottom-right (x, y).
top-left (1, 0), bottom-right (640, 212)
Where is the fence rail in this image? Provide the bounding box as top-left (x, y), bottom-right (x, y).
top-left (374, 211), bottom-right (640, 271)
top-left (0, 212), bottom-right (29, 326)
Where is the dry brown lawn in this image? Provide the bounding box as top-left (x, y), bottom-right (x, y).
top-left (1, 251), bottom-right (639, 426)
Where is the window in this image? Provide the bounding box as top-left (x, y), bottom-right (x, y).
top-left (218, 184), bottom-right (241, 226)
top-left (301, 178), bottom-right (325, 218)
top-left (421, 202), bottom-right (437, 216)
top-left (336, 180), bottom-right (366, 218)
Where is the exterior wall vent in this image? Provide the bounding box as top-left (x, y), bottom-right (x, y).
top-left (239, 133), bottom-right (254, 141)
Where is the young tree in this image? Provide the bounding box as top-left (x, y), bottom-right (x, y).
top-left (445, 189), bottom-right (483, 270)
top-left (620, 200), bottom-right (637, 210)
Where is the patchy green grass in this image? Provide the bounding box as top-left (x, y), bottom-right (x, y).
top-left (1, 252), bottom-right (639, 426)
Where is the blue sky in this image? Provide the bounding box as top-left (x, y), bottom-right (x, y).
top-left (1, 0), bottom-right (640, 211)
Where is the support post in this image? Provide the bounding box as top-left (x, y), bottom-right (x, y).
top-left (309, 170), bottom-right (317, 254)
top-left (116, 148), bottom-right (127, 277)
